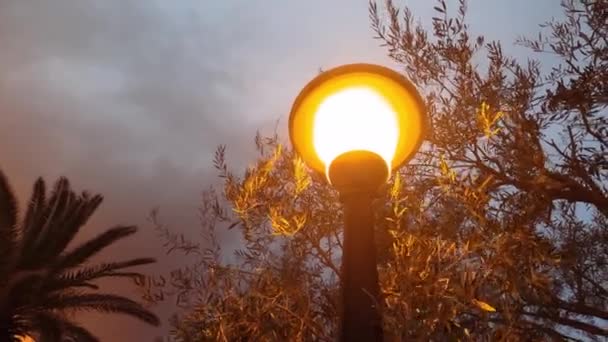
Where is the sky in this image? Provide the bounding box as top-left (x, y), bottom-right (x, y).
top-left (0, 0), bottom-right (561, 340)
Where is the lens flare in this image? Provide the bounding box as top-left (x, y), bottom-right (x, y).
top-left (312, 87), bottom-right (399, 172)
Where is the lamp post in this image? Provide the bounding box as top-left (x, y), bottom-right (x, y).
top-left (288, 64), bottom-right (426, 341)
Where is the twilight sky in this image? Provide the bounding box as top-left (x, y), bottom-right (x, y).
top-left (0, 0), bottom-right (560, 340)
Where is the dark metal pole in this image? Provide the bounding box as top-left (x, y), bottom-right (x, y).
top-left (339, 191), bottom-right (383, 342)
top-left (327, 150), bottom-right (388, 342)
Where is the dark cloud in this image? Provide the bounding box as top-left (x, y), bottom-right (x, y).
top-left (0, 1), bottom-right (386, 339)
top-left (0, 2), bottom-right (265, 340)
top-left (0, 0), bottom-right (561, 340)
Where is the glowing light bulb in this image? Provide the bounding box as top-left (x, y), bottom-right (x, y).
top-left (312, 87), bottom-right (399, 172)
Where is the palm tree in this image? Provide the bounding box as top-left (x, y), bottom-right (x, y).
top-left (0, 170), bottom-right (160, 341)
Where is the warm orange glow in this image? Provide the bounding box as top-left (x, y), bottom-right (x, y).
top-left (289, 64), bottom-right (426, 178)
top-left (313, 87), bottom-right (399, 172)
top-left (17, 336), bottom-right (35, 342)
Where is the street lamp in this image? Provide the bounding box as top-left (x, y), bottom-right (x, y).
top-left (288, 63), bottom-right (426, 341)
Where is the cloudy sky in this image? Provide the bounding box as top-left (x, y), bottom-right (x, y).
top-left (0, 0), bottom-right (560, 340)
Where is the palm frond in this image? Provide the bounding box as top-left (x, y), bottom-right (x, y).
top-left (26, 311), bottom-right (99, 342)
top-left (27, 179), bottom-right (74, 262)
top-left (29, 312), bottom-right (63, 342)
top-left (46, 258), bottom-right (156, 292)
top-left (32, 191), bottom-right (78, 260)
top-left (61, 323), bottom-right (99, 342)
top-left (0, 169), bottom-right (19, 275)
top-left (53, 315), bottom-right (100, 342)
top-left (19, 177), bottom-right (106, 269)
top-left (19, 177), bottom-right (71, 268)
top-left (0, 174), bottom-right (158, 339)
top-left (54, 226), bottom-right (139, 270)
top-left (21, 177), bottom-right (46, 242)
top-left (37, 193), bottom-right (103, 263)
top-left (0, 269), bottom-right (49, 314)
top-left (51, 193), bottom-right (102, 257)
top-left (44, 293), bottom-right (160, 326)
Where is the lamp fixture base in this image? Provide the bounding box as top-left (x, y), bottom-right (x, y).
top-left (327, 150), bottom-right (389, 196)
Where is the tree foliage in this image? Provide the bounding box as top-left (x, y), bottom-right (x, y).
top-left (0, 171), bottom-right (159, 342)
top-left (142, 0), bottom-right (607, 340)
